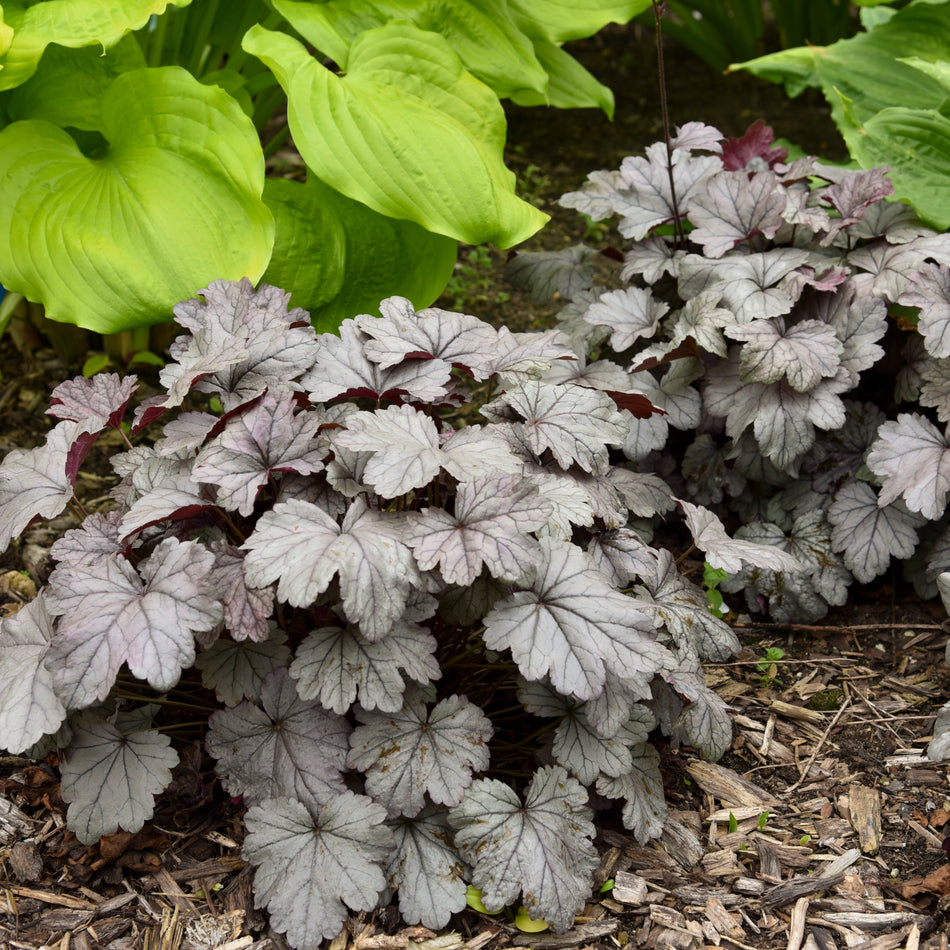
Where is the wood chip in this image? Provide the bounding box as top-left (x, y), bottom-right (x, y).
top-left (848, 785), bottom-right (882, 855)
top-left (770, 700), bottom-right (827, 725)
top-left (686, 760), bottom-right (776, 807)
top-left (611, 871), bottom-right (648, 906)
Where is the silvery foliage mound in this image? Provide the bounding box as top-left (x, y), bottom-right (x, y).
top-left (0, 279), bottom-right (800, 947)
top-left (507, 120), bottom-right (950, 763)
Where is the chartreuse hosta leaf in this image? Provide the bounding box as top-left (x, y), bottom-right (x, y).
top-left (0, 67), bottom-right (273, 332)
top-left (243, 21), bottom-right (547, 248)
top-left (449, 765), bottom-right (598, 933)
top-left (60, 711), bottom-right (179, 845)
top-left (273, 0), bottom-right (548, 100)
top-left (0, 0), bottom-right (189, 92)
top-left (243, 793), bottom-right (393, 948)
top-left (261, 175), bottom-right (457, 332)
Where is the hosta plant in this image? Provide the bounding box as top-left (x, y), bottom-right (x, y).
top-left (0, 279), bottom-right (799, 947)
top-left (0, 0), bottom-right (647, 335)
top-left (506, 118), bottom-right (950, 758)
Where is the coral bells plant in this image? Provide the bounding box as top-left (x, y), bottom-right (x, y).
top-left (0, 278), bottom-right (798, 946)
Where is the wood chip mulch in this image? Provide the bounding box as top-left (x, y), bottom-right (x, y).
top-left (3, 606), bottom-right (950, 950)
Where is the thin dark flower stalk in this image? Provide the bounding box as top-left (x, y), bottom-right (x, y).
top-left (652, 0), bottom-right (685, 248)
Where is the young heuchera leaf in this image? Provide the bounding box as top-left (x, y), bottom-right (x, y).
top-left (679, 501), bottom-right (801, 574)
top-left (206, 668), bottom-right (350, 807)
top-left (348, 688), bottom-right (492, 817)
top-left (405, 475), bottom-right (550, 586)
top-left (595, 743), bottom-right (667, 843)
top-left (900, 263), bottom-right (950, 359)
top-left (867, 413), bottom-right (950, 520)
top-left (686, 169), bottom-right (786, 258)
top-left (720, 119), bottom-right (786, 171)
top-left (727, 318), bottom-right (843, 392)
top-left (634, 549), bottom-right (740, 662)
top-left (48, 372), bottom-right (137, 430)
top-left (482, 537), bottom-right (671, 701)
top-left (290, 623), bottom-right (439, 715)
top-left (242, 497), bottom-right (420, 641)
top-left (582, 286), bottom-right (669, 352)
top-left (828, 481), bottom-right (924, 583)
top-left (243, 793), bottom-right (393, 947)
top-left (505, 245), bottom-right (599, 305)
top-left (304, 320), bottom-right (452, 403)
top-left (449, 766), bottom-right (598, 933)
top-left (192, 391), bottom-right (325, 516)
top-left (821, 167), bottom-right (894, 231)
top-left (0, 420), bottom-right (89, 553)
top-left (388, 805), bottom-right (468, 929)
top-left (482, 381), bottom-right (629, 474)
top-left (46, 539), bottom-right (222, 708)
top-left (356, 296), bottom-right (500, 379)
top-left (0, 595), bottom-right (67, 753)
top-left (60, 711), bottom-right (179, 845)
top-left (195, 629), bottom-right (291, 706)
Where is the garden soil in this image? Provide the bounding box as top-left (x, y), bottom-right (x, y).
top-left (3, 23), bottom-right (950, 950)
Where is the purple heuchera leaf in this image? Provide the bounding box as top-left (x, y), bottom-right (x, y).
top-left (45, 538), bottom-right (222, 708)
top-left (192, 391), bottom-right (325, 516)
top-left (720, 120), bottom-right (787, 171)
top-left (208, 541), bottom-right (275, 642)
top-left (48, 373), bottom-right (137, 430)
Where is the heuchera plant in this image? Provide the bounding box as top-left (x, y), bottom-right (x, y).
top-left (506, 119), bottom-right (950, 759)
top-left (0, 279), bottom-right (800, 947)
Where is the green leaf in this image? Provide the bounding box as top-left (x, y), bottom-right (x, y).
top-left (6, 36), bottom-right (147, 131)
top-left (466, 885), bottom-right (503, 915)
top-left (243, 21), bottom-right (547, 247)
top-left (847, 107), bottom-right (950, 229)
top-left (0, 0), bottom-right (191, 92)
top-left (0, 67), bottom-right (274, 332)
top-left (82, 354), bottom-right (112, 377)
top-left (274, 0), bottom-right (549, 99)
top-left (514, 906), bottom-right (550, 932)
top-left (728, 811), bottom-right (738, 833)
top-left (508, 0), bottom-right (652, 43)
top-left (261, 175), bottom-right (457, 333)
top-left (508, 37), bottom-right (614, 116)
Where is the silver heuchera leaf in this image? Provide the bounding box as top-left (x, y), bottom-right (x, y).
top-left (482, 381), bottom-right (629, 474)
top-left (304, 320), bottom-right (453, 403)
top-left (194, 628), bottom-right (291, 706)
top-left (0, 595), bottom-right (67, 753)
top-left (290, 623), bottom-right (439, 715)
top-left (405, 475), bottom-right (551, 586)
top-left (48, 372), bottom-right (137, 429)
top-left (387, 805), bottom-right (468, 929)
top-left (357, 296), bottom-right (500, 379)
top-left (449, 766), bottom-right (598, 933)
top-left (586, 528), bottom-right (658, 588)
top-left (686, 169), bottom-right (786, 257)
top-left (46, 539), bottom-right (222, 709)
top-left (928, 699), bottom-right (950, 762)
top-left (505, 245), bottom-right (599, 306)
top-left (0, 420), bottom-right (87, 554)
top-left (207, 542), bottom-right (275, 643)
top-left (242, 497), bottom-right (420, 641)
top-left (679, 501), bottom-right (801, 574)
top-left (727, 317), bottom-right (843, 392)
top-left (662, 665), bottom-right (733, 760)
top-left (595, 743), bottom-right (667, 843)
top-left (901, 263), bottom-right (950, 359)
top-left (828, 481), bottom-right (924, 583)
top-left (583, 286), bottom-right (669, 352)
top-left (244, 793), bottom-right (393, 947)
top-left (60, 711), bottom-right (179, 844)
top-left (483, 538), bottom-right (671, 701)
top-left (347, 688), bottom-right (492, 817)
top-left (867, 413), bottom-right (950, 520)
top-left (206, 668), bottom-right (350, 808)
top-left (634, 549), bottom-right (740, 662)
top-left (192, 392), bottom-right (325, 516)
